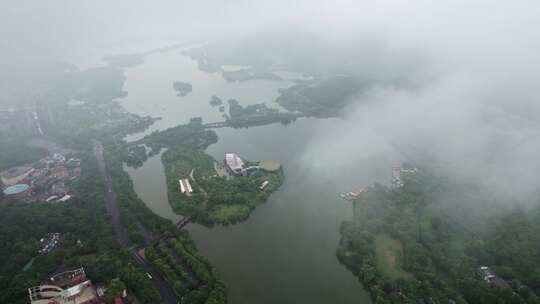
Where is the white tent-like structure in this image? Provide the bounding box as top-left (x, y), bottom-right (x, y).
top-left (224, 153), bottom-right (245, 175)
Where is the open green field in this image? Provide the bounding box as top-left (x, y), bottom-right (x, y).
top-left (374, 235), bottom-right (412, 280)
top-left (209, 204), bottom-right (251, 223)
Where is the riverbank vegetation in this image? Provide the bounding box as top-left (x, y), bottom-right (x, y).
top-left (104, 147), bottom-right (228, 303)
top-left (102, 131), bottom-right (229, 303)
top-left (105, 147), bottom-right (170, 244)
top-left (135, 121), bottom-right (218, 155)
top-left (225, 99), bottom-right (300, 128)
top-left (34, 99), bottom-right (157, 151)
top-left (121, 144), bottom-right (148, 168)
top-left (338, 167), bottom-right (540, 304)
top-left (276, 76), bottom-right (370, 116)
top-left (145, 230), bottom-right (226, 303)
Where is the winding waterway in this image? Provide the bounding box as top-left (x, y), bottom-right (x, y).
top-left (120, 49), bottom-right (403, 304)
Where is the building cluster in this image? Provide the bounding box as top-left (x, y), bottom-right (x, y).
top-left (478, 266), bottom-right (510, 289)
top-left (28, 267), bottom-right (130, 304)
top-left (38, 232), bottom-right (61, 255)
top-left (259, 180), bottom-right (269, 190)
top-left (223, 153), bottom-right (280, 177)
top-left (1, 153), bottom-right (81, 203)
top-left (28, 268), bottom-right (100, 304)
top-left (224, 152), bottom-right (246, 176)
top-left (391, 166), bottom-right (419, 188)
top-left (179, 178), bottom-right (193, 195)
top-left (340, 189), bottom-right (365, 201)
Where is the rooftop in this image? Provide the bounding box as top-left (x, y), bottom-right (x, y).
top-left (225, 153), bottom-right (244, 171)
top-left (50, 268), bottom-right (87, 288)
top-left (29, 268), bottom-right (98, 304)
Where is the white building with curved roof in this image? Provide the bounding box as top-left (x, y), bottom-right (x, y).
top-left (224, 153), bottom-right (245, 175)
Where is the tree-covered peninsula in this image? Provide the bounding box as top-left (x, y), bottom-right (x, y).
top-left (338, 167), bottom-right (540, 304)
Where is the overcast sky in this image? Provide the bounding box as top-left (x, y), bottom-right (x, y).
top-left (2, 0), bottom-right (540, 200)
top-left (2, 1), bottom-right (539, 66)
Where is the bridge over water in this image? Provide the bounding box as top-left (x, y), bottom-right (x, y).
top-left (176, 216), bottom-right (192, 229)
top-left (203, 121), bottom-right (230, 128)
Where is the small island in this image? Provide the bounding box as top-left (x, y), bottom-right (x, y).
top-left (129, 121), bottom-right (285, 226)
top-left (164, 149), bottom-right (284, 225)
top-left (209, 95), bottom-right (223, 107)
top-left (173, 81), bottom-right (193, 97)
top-left (225, 99), bottom-right (300, 128)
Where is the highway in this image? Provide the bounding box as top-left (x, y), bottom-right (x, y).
top-left (93, 140), bottom-right (178, 304)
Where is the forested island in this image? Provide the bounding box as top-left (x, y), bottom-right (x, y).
top-left (337, 166), bottom-right (540, 304)
top-left (173, 81), bottom-right (193, 97)
top-left (130, 121), bottom-right (285, 225)
top-left (163, 148), bottom-right (284, 225)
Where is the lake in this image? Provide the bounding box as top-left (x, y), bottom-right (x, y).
top-left (120, 48), bottom-right (294, 142)
top-left (121, 49), bottom-right (402, 304)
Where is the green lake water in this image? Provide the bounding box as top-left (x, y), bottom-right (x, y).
top-left (120, 49), bottom-right (403, 304)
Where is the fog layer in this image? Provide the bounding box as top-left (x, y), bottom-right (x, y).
top-left (3, 0), bottom-right (540, 200)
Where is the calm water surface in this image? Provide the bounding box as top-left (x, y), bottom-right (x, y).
top-left (120, 49), bottom-right (293, 142)
top-left (121, 50), bottom-right (404, 304)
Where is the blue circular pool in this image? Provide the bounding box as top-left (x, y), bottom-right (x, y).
top-left (3, 184), bottom-right (30, 195)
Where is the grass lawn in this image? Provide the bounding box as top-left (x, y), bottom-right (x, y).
top-left (209, 204), bottom-right (251, 223)
top-left (375, 234), bottom-right (412, 280)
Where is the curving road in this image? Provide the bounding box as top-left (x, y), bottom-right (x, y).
top-left (93, 140), bottom-right (178, 304)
